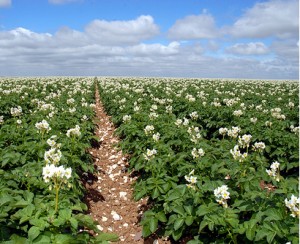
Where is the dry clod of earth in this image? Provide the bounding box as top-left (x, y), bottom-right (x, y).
top-left (84, 88), bottom-right (171, 243)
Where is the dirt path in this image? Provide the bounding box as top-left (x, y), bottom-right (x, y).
top-left (85, 88), bottom-right (170, 243)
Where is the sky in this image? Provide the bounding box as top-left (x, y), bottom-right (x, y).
top-left (0, 0), bottom-right (299, 79)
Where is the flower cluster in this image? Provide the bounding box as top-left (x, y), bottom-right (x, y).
top-left (290, 125), bottom-right (299, 134)
top-left (0, 115), bottom-right (4, 124)
top-left (35, 120), bottom-right (51, 133)
top-left (42, 164), bottom-right (72, 184)
top-left (185, 169), bottom-right (197, 189)
top-left (252, 142), bottom-right (266, 152)
top-left (10, 106), bottom-right (22, 117)
top-left (227, 126), bottom-right (241, 138)
top-left (144, 148), bottom-right (157, 161)
top-left (191, 148), bottom-right (205, 159)
top-left (285, 195), bottom-right (300, 218)
top-left (66, 125), bottom-right (81, 137)
top-left (266, 161), bottom-right (280, 182)
top-left (149, 112), bottom-right (158, 120)
top-left (144, 125), bottom-right (155, 135)
top-left (233, 110), bottom-right (243, 117)
top-left (44, 148), bottom-right (62, 165)
top-left (238, 134), bottom-right (252, 149)
top-left (122, 115), bottom-right (131, 123)
top-left (219, 127), bottom-right (228, 137)
top-left (214, 185), bottom-right (230, 208)
top-left (230, 145), bottom-right (248, 162)
top-left (152, 132), bottom-right (160, 142)
top-left (189, 111), bottom-right (198, 120)
top-left (187, 126), bottom-right (202, 143)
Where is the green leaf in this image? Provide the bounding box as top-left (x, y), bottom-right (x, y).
top-left (156, 211), bottom-right (167, 222)
top-left (226, 218), bottom-right (239, 228)
top-left (59, 209), bottom-right (72, 221)
top-left (95, 232), bottom-right (119, 242)
top-left (173, 206), bottom-right (185, 216)
top-left (52, 234), bottom-right (74, 244)
top-left (53, 217), bottom-right (65, 227)
top-left (185, 216), bottom-right (193, 226)
top-left (172, 226), bottom-right (183, 241)
top-left (32, 235), bottom-right (51, 243)
top-left (69, 218), bottom-right (78, 230)
top-left (142, 224), bottom-right (152, 237)
top-left (196, 205), bottom-right (209, 217)
top-left (149, 217), bottom-right (158, 233)
top-left (174, 218), bottom-right (184, 231)
top-left (246, 226), bottom-right (256, 241)
top-left (151, 187), bottom-right (160, 199)
top-left (28, 226), bottom-right (40, 241)
top-left (134, 188), bottom-right (147, 201)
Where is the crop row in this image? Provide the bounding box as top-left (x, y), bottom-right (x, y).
top-left (0, 78), bottom-right (117, 243)
top-left (98, 77), bottom-right (299, 243)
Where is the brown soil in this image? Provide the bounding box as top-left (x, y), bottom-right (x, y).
top-left (84, 88), bottom-right (171, 243)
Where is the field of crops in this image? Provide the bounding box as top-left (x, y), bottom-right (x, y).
top-left (0, 77), bottom-right (118, 243)
top-left (98, 77), bottom-right (299, 243)
top-left (0, 77), bottom-right (299, 243)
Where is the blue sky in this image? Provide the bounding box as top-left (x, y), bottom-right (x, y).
top-left (0, 0), bottom-right (298, 79)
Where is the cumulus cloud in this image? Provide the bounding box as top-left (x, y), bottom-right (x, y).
top-left (0, 0), bottom-right (11, 7)
top-left (85, 15), bottom-right (160, 45)
top-left (168, 13), bottom-right (219, 40)
top-left (229, 0), bottom-right (299, 38)
top-left (226, 42), bottom-right (269, 55)
top-left (0, 13), bottom-right (298, 79)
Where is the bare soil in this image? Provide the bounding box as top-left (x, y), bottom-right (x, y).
top-left (84, 88), bottom-right (171, 243)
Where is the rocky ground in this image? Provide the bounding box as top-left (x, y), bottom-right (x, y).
top-left (83, 88), bottom-right (171, 243)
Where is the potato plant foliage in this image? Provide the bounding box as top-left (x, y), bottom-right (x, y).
top-left (0, 78), bottom-right (118, 243)
top-left (98, 77), bottom-right (299, 243)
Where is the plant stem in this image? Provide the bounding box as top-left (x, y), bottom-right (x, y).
top-left (55, 181), bottom-right (59, 213)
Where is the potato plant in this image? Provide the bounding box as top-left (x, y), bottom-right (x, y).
top-left (0, 77), bottom-right (118, 243)
top-left (98, 77), bottom-right (299, 243)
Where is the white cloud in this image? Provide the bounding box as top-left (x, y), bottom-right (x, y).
top-left (0, 14), bottom-right (298, 79)
top-left (48, 0), bottom-right (81, 4)
top-left (0, 0), bottom-right (11, 7)
top-left (85, 15), bottom-right (159, 45)
top-left (229, 0), bottom-right (299, 38)
top-left (226, 42), bottom-right (269, 55)
top-left (168, 13), bottom-right (219, 40)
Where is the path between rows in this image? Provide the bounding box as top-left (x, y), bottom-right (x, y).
top-left (85, 88), bottom-right (171, 243)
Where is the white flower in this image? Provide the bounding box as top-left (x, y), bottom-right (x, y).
top-left (266, 161), bottom-right (280, 182)
top-left (42, 164), bottom-right (72, 183)
top-left (35, 120), bottom-right (51, 133)
top-left (191, 148), bottom-right (205, 159)
top-left (219, 127), bottom-right (228, 136)
top-left (227, 126), bottom-right (241, 138)
top-left (233, 110), bottom-right (243, 117)
top-left (285, 195), bottom-right (300, 218)
top-left (250, 117), bottom-right (257, 123)
top-left (230, 145), bottom-right (247, 162)
top-left (175, 119), bottom-right (183, 126)
top-left (0, 115), bottom-right (4, 124)
top-left (238, 134), bottom-right (252, 148)
top-left (185, 170), bottom-right (197, 189)
top-left (144, 125), bottom-right (154, 135)
top-left (44, 148), bottom-right (62, 165)
top-left (10, 106), bottom-right (22, 117)
top-left (66, 125), bottom-right (81, 137)
top-left (144, 149), bottom-right (157, 161)
top-left (252, 142), bottom-right (266, 152)
top-left (122, 115), bottom-right (131, 123)
top-left (152, 132), bottom-right (160, 142)
top-left (189, 111), bottom-right (198, 120)
top-left (214, 185), bottom-right (230, 207)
